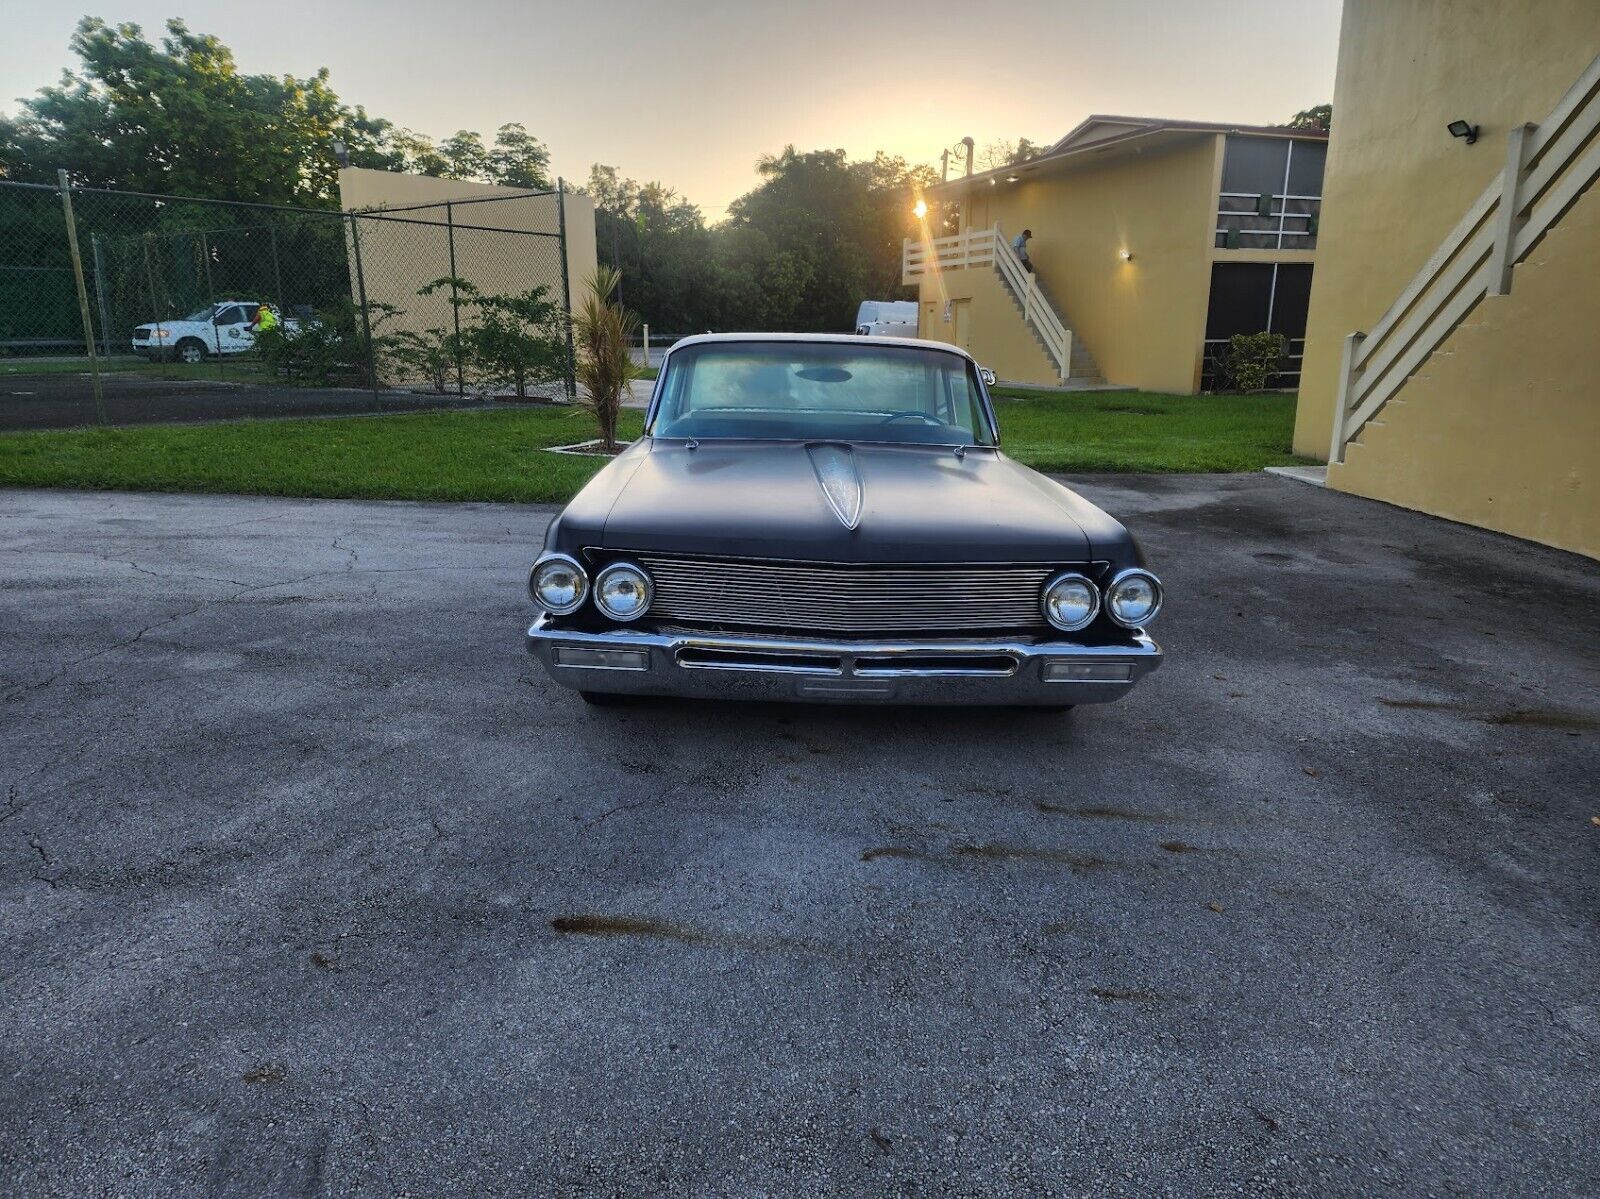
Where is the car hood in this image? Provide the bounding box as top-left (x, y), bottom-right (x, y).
top-left (570, 438), bottom-right (1128, 564)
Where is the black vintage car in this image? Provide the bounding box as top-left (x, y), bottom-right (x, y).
top-left (526, 334), bottom-right (1163, 707)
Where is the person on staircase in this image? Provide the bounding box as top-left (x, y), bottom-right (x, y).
top-left (1011, 228), bottom-right (1035, 273)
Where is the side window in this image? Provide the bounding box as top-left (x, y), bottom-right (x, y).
top-left (214, 305), bottom-right (244, 325)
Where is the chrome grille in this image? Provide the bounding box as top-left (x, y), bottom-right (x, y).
top-left (627, 553), bottom-right (1060, 633)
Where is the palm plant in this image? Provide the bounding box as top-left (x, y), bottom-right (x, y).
top-left (572, 265), bottom-right (641, 452)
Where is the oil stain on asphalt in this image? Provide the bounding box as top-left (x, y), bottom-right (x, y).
top-left (860, 843), bottom-right (1124, 873)
top-left (549, 913), bottom-right (835, 957)
top-left (1378, 697), bottom-right (1598, 731)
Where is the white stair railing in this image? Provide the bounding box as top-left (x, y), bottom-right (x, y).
top-left (1331, 51), bottom-right (1600, 463)
top-left (990, 223), bottom-right (1073, 382)
top-left (902, 224), bottom-right (1074, 383)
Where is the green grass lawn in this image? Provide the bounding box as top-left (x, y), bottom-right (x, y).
top-left (0, 388), bottom-right (1307, 504)
top-left (990, 387), bottom-right (1308, 474)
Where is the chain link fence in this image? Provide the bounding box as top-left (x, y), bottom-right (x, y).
top-left (0, 176), bottom-right (575, 428)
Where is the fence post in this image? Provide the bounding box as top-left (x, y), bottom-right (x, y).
top-left (90, 233), bottom-right (114, 362)
top-left (348, 212), bottom-right (379, 400)
top-left (1330, 330), bottom-right (1365, 465)
top-left (446, 201), bottom-right (465, 398)
top-left (556, 177), bottom-right (577, 400)
top-left (57, 170), bottom-right (106, 425)
top-left (642, 323), bottom-right (650, 367)
top-left (1488, 122), bottom-right (1537, 297)
top-left (268, 222), bottom-right (285, 312)
top-left (140, 233), bottom-right (164, 374)
top-left (199, 229), bottom-right (224, 380)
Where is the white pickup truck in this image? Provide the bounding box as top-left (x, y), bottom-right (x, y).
top-left (131, 301), bottom-right (297, 363)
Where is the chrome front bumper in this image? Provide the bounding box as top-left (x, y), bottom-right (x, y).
top-left (525, 613), bottom-right (1162, 706)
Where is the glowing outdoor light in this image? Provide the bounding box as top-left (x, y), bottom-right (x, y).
top-left (1120, 248), bottom-right (1135, 262)
top-left (913, 199), bottom-right (928, 219)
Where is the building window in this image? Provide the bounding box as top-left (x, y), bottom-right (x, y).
top-left (1215, 137), bottom-right (1325, 251)
top-left (1202, 262), bottom-right (1314, 389)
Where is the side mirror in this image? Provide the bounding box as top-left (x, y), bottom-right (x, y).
top-left (979, 368), bottom-right (997, 387)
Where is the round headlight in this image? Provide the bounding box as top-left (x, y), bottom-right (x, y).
top-left (529, 554), bottom-right (588, 614)
top-left (594, 561), bottom-right (653, 622)
top-left (1042, 571), bottom-right (1100, 632)
top-left (1106, 569), bottom-right (1162, 628)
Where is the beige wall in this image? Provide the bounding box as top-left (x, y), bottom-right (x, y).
top-left (1295, 0), bottom-right (1600, 460)
top-left (918, 268), bottom-right (1062, 387)
top-left (1331, 181), bottom-right (1600, 559)
top-left (336, 169), bottom-right (597, 339)
top-left (918, 136), bottom-right (1222, 393)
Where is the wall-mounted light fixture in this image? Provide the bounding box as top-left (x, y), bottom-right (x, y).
top-left (1005, 174), bottom-right (1020, 184)
top-left (1446, 119), bottom-right (1479, 145)
top-left (913, 199), bottom-right (928, 219)
top-left (1119, 249), bottom-right (1135, 262)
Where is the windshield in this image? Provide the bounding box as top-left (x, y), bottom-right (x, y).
top-left (648, 341), bottom-right (996, 446)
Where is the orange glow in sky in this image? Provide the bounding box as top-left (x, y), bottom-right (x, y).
top-left (2, 0), bottom-right (1341, 220)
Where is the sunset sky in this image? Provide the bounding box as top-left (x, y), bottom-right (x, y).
top-left (2, 0), bottom-right (1343, 218)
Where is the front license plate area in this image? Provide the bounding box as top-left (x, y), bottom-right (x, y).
top-left (795, 677), bottom-right (896, 699)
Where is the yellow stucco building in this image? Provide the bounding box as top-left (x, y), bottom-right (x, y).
top-left (905, 117), bottom-right (1328, 394)
top-left (1297, 1), bottom-right (1600, 560)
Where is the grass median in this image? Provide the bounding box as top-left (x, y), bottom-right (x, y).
top-left (0, 388), bottom-right (1308, 504)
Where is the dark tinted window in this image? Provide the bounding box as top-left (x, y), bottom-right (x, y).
top-left (1286, 140), bottom-right (1326, 197)
top-left (1205, 264), bottom-right (1274, 340)
top-left (1269, 265), bottom-right (1314, 338)
top-left (1220, 137), bottom-right (1289, 196)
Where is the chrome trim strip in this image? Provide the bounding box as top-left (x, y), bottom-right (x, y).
top-left (527, 615), bottom-right (1162, 707)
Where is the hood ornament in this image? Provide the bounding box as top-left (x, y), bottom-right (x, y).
top-left (806, 443), bottom-right (863, 531)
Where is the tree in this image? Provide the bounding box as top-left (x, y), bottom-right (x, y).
top-left (1287, 105), bottom-right (1332, 132)
top-left (388, 129), bottom-right (450, 178)
top-left (0, 18), bottom-right (553, 205)
top-left (573, 266), bottom-right (641, 451)
top-left (490, 124), bottom-right (552, 190)
top-left (978, 137), bottom-right (1045, 172)
top-left (438, 130), bottom-right (491, 181)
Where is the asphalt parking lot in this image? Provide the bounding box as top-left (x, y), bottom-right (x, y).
top-left (0, 370), bottom-right (539, 430)
top-left (2, 476), bottom-right (1597, 1196)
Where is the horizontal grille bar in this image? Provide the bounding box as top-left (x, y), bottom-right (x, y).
top-left (620, 552), bottom-right (1067, 634)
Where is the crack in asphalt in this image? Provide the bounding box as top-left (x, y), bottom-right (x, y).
top-left (27, 834), bottom-right (60, 888)
top-left (0, 781), bottom-right (23, 826)
top-left (0, 550), bottom-right (499, 700)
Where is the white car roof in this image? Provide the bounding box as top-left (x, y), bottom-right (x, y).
top-left (664, 331), bottom-right (974, 365)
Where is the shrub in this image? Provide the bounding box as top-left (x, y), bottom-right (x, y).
top-left (573, 265), bottom-right (640, 451)
top-left (389, 327), bottom-right (459, 394)
top-left (256, 299), bottom-right (401, 389)
top-left (1220, 331), bottom-right (1288, 393)
top-left (418, 278), bottom-right (567, 398)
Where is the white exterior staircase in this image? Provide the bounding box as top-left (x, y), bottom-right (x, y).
top-left (1330, 51), bottom-right (1600, 463)
top-left (902, 223), bottom-right (1103, 385)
